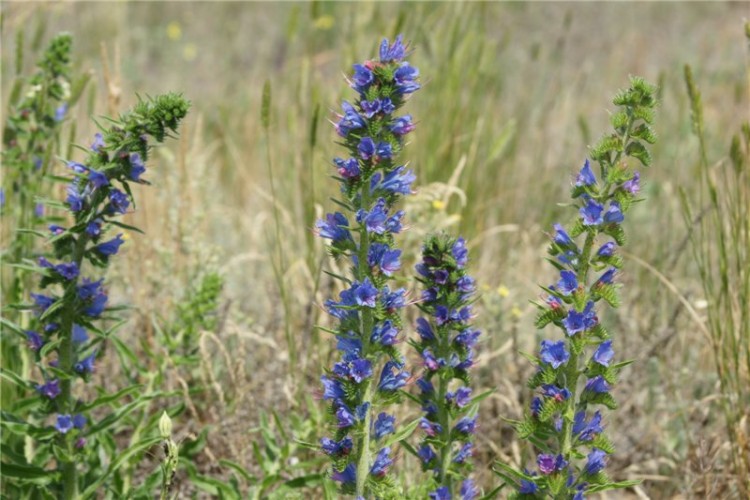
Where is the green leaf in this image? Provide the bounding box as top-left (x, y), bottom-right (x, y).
top-left (80, 384), bottom-right (142, 412)
top-left (0, 368), bottom-right (33, 390)
top-left (107, 219), bottom-right (145, 234)
top-left (381, 417), bottom-right (420, 448)
top-left (587, 479), bottom-right (641, 493)
top-left (261, 80), bottom-right (272, 130)
top-left (219, 458), bottom-right (256, 483)
top-left (0, 462), bottom-right (59, 484)
top-left (282, 473), bottom-right (325, 489)
top-left (79, 436), bottom-right (162, 497)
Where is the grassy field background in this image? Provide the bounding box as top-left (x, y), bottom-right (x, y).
top-left (2, 1), bottom-right (748, 497)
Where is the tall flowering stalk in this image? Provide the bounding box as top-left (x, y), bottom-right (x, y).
top-left (413, 234), bottom-right (481, 500)
top-left (15, 93), bottom-right (188, 498)
top-left (317, 35), bottom-right (419, 498)
top-left (496, 77), bottom-right (656, 498)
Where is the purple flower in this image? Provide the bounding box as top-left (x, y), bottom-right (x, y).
top-left (446, 386), bottom-right (472, 408)
top-left (604, 202), bottom-right (624, 224)
top-left (541, 384), bottom-right (571, 402)
top-left (357, 198), bottom-right (388, 234)
top-left (417, 378), bottom-right (434, 395)
top-left (379, 35), bottom-right (407, 62)
top-left (321, 436), bottom-right (353, 456)
top-left (333, 157), bottom-right (360, 179)
top-left (26, 331), bottom-right (44, 351)
top-left (336, 406), bottom-right (356, 428)
top-left (331, 463), bottom-right (356, 484)
top-left (55, 103), bottom-right (68, 122)
top-left (422, 348), bottom-right (439, 371)
top-left (36, 379), bottom-right (61, 399)
top-left (623, 171), bottom-right (640, 194)
top-left (537, 454), bottom-right (567, 475)
top-left (576, 159), bottom-right (596, 187)
top-left (370, 447), bottom-right (392, 477)
top-left (55, 414), bottom-right (74, 434)
top-left (373, 412), bottom-right (396, 439)
top-left (77, 278), bottom-right (104, 300)
top-left (381, 286), bottom-right (407, 312)
top-left (31, 293), bottom-right (55, 314)
top-left (394, 63), bottom-right (420, 94)
top-left (452, 238), bottom-right (468, 267)
top-left (378, 361), bottom-right (409, 391)
top-left (129, 152), bottom-right (146, 181)
top-left (457, 275), bottom-right (476, 294)
top-left (358, 137), bottom-right (376, 160)
top-left (385, 210), bottom-right (405, 233)
top-left (557, 270), bottom-right (578, 295)
top-left (434, 269), bottom-right (449, 285)
top-left (429, 487), bottom-right (451, 500)
top-left (553, 223), bottom-right (574, 247)
top-left (539, 340), bottom-right (570, 369)
top-left (349, 358), bottom-right (373, 383)
top-left (368, 243), bottom-right (401, 276)
top-left (389, 114), bottom-right (415, 135)
top-left (360, 99), bottom-right (381, 118)
top-left (580, 198), bottom-right (604, 226)
top-left (66, 182), bottom-right (85, 212)
top-left (583, 375), bottom-right (610, 394)
top-left (371, 166), bottom-right (416, 195)
top-left (34, 203), bottom-right (44, 218)
top-left (316, 212), bottom-right (352, 242)
top-left (454, 416), bottom-right (478, 434)
top-left (597, 241), bottom-right (616, 257)
top-left (88, 169), bottom-right (109, 188)
top-left (585, 448), bottom-right (607, 475)
top-left (353, 278), bottom-right (378, 307)
top-left (573, 410), bottom-right (603, 442)
top-left (108, 189), bottom-right (130, 214)
top-left (351, 64), bottom-right (373, 93)
top-left (49, 224), bottom-right (65, 235)
top-left (83, 290), bottom-right (108, 317)
top-left (67, 162), bottom-right (88, 174)
top-left (592, 340), bottom-right (614, 366)
top-left (91, 133), bottom-right (105, 152)
top-left (96, 234), bottom-right (124, 256)
top-left (562, 301), bottom-right (597, 336)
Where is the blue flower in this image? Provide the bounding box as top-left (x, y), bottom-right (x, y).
top-left (55, 262), bottom-right (79, 280)
top-left (83, 290), bottom-right (108, 317)
top-left (553, 223), bottom-right (575, 247)
top-left (67, 161), bottom-right (89, 174)
top-left (88, 169), bottom-right (109, 188)
top-left (336, 101), bottom-right (366, 137)
top-left (351, 64), bottom-right (374, 93)
top-left (360, 99), bottom-right (381, 118)
top-left (573, 410), bottom-right (603, 442)
top-left (541, 384), bottom-right (571, 402)
top-left (49, 224), bottom-right (65, 235)
top-left (597, 241), bottom-right (616, 257)
top-left (108, 189), bottom-right (130, 214)
top-left (576, 159), bottom-right (596, 187)
top-left (77, 278), bottom-right (103, 300)
top-left (373, 412), bottom-right (396, 439)
top-left (316, 212), bottom-right (352, 242)
top-left (389, 114), bottom-right (415, 135)
top-left (368, 243), bottom-right (401, 276)
top-left (519, 479), bottom-right (539, 494)
top-left (74, 352), bottom-right (96, 374)
top-left (129, 152), bottom-right (146, 181)
top-left (55, 103), bottom-right (68, 122)
top-left (446, 386), bottom-right (472, 408)
top-left (72, 414), bottom-right (87, 429)
top-left (55, 414), bottom-right (74, 434)
top-left (358, 137), bottom-right (376, 160)
top-left (604, 202), bottom-right (624, 224)
top-left (86, 219), bottom-right (103, 236)
top-left (623, 171), bottom-right (640, 194)
top-left (96, 234), bottom-right (124, 256)
top-left (378, 361), bottom-right (409, 391)
top-left (36, 379), bottom-right (61, 399)
top-left (422, 348), bottom-right (439, 371)
top-left (420, 417), bottom-right (442, 437)
top-left (580, 198), bottom-right (604, 226)
top-left (537, 453), bottom-right (566, 475)
top-left (321, 436), bottom-right (353, 457)
top-left (453, 442), bottom-right (473, 463)
top-left (371, 320), bottom-right (399, 346)
top-left (72, 324), bottom-right (89, 344)
top-left (321, 375), bottom-right (345, 401)
top-left (381, 286), bottom-right (407, 312)
top-left (583, 375), bottom-right (610, 394)
top-left (562, 301), bottom-right (597, 336)
top-left (456, 275), bottom-right (476, 294)
top-left (454, 416), bottom-right (478, 435)
top-left (557, 270), bottom-right (578, 295)
top-left (394, 63), bottom-right (420, 94)
top-left (417, 377), bottom-right (434, 395)
top-left (91, 133), bottom-right (105, 152)
top-left (379, 35), bottom-right (407, 62)
top-left (371, 166), bottom-right (416, 195)
top-left (331, 463), bottom-right (356, 484)
top-left (592, 340), bottom-right (614, 366)
top-left (380, 98), bottom-right (395, 114)
top-left (349, 358), bottom-right (373, 383)
top-left (429, 487), bottom-right (451, 500)
top-left (416, 317), bottom-right (435, 341)
top-left (370, 447), bottom-right (392, 476)
top-left (334, 157), bottom-right (360, 179)
top-left (418, 443), bottom-right (436, 465)
top-left (454, 329), bottom-right (480, 348)
top-left (539, 340), bottom-right (570, 369)
top-left (31, 293), bottom-right (55, 314)
top-left (452, 238), bottom-right (468, 267)
top-left (336, 406), bottom-right (356, 428)
top-left (26, 331), bottom-right (44, 351)
top-left (584, 448), bottom-right (607, 475)
top-left (460, 478), bottom-right (479, 500)
top-left (66, 182), bottom-right (85, 212)
top-left (357, 198), bottom-right (389, 234)
top-left (353, 278), bottom-right (378, 307)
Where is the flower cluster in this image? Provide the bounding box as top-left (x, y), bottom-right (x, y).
top-left (414, 235), bottom-right (480, 499)
top-left (317, 35), bottom-right (419, 499)
top-left (21, 93), bottom-right (189, 498)
top-left (498, 77), bottom-right (656, 499)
